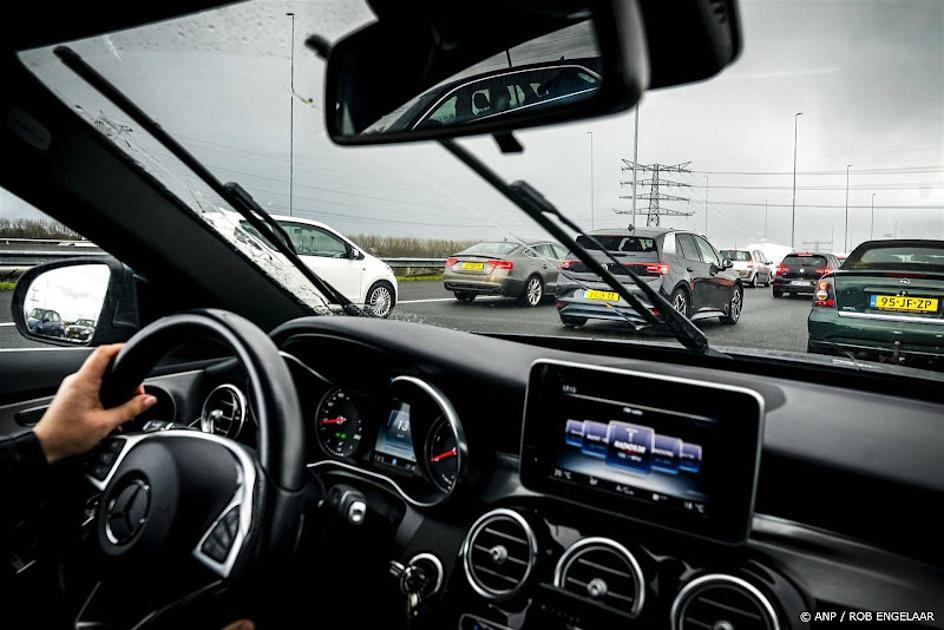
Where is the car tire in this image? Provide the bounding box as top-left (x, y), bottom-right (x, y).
top-left (773, 288), bottom-right (783, 298)
top-left (721, 284), bottom-right (743, 325)
top-left (670, 286), bottom-right (691, 318)
top-left (519, 275), bottom-right (544, 307)
top-left (748, 273), bottom-right (757, 288)
top-left (454, 291), bottom-right (476, 303)
top-left (561, 315), bottom-right (587, 329)
top-left (366, 281), bottom-right (396, 318)
top-left (763, 273), bottom-right (771, 287)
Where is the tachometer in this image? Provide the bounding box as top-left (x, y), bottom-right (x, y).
top-left (316, 389), bottom-right (364, 458)
top-left (425, 418), bottom-right (459, 492)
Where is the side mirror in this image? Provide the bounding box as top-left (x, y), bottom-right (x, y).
top-left (349, 248), bottom-right (365, 261)
top-left (721, 258), bottom-right (734, 270)
top-left (12, 258), bottom-right (139, 347)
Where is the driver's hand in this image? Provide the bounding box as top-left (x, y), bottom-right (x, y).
top-left (33, 343), bottom-right (157, 464)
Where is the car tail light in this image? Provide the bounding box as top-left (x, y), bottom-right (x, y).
top-left (488, 259), bottom-right (513, 271)
top-left (560, 258), bottom-right (579, 270)
top-left (626, 262), bottom-right (670, 275)
top-left (813, 276), bottom-right (836, 307)
top-left (445, 257), bottom-right (458, 267)
top-left (775, 265), bottom-right (787, 277)
top-left (814, 267), bottom-right (828, 275)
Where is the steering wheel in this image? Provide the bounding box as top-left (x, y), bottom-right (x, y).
top-left (81, 309), bottom-right (306, 626)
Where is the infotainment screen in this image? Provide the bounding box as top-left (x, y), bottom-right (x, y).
top-left (520, 361), bottom-right (764, 544)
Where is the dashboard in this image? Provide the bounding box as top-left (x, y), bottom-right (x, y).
top-left (8, 317), bottom-right (938, 628)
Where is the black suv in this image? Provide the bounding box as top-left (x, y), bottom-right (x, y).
top-left (772, 252), bottom-right (842, 298)
top-left (555, 228), bottom-right (744, 328)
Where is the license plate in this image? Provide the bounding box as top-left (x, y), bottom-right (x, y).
top-left (585, 289), bottom-right (620, 302)
top-left (790, 280), bottom-right (811, 286)
top-left (870, 294), bottom-right (939, 313)
top-left (461, 262), bottom-right (485, 270)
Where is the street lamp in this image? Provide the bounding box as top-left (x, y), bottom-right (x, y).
top-left (870, 193), bottom-right (877, 240)
top-left (587, 131), bottom-right (595, 230)
top-left (287, 12), bottom-right (296, 217)
top-left (791, 112), bottom-right (803, 249)
top-left (844, 164), bottom-right (852, 252)
top-left (704, 175), bottom-right (709, 236)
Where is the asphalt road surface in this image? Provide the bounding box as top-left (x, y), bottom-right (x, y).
top-left (1, 281), bottom-right (814, 353)
top-left (393, 280), bottom-right (813, 353)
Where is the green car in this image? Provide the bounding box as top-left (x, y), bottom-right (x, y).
top-left (808, 240), bottom-right (944, 369)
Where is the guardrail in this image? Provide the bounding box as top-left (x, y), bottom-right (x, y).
top-left (0, 248), bottom-right (446, 278)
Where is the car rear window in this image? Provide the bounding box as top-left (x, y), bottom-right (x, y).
top-left (844, 244), bottom-right (944, 272)
top-left (576, 235), bottom-right (657, 253)
top-left (720, 250), bottom-right (752, 261)
top-left (460, 242), bottom-right (519, 256)
top-left (784, 255), bottom-right (827, 267)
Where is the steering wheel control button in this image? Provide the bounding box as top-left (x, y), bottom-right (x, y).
top-left (86, 438), bottom-right (125, 481)
top-left (104, 479), bottom-right (150, 545)
top-left (201, 506), bottom-right (240, 563)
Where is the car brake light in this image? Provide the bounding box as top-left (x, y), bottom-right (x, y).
top-left (813, 277), bottom-right (836, 307)
top-left (626, 262), bottom-right (670, 275)
top-left (814, 267), bottom-right (828, 275)
top-left (488, 259), bottom-right (513, 270)
top-left (445, 257), bottom-right (458, 267)
top-left (747, 262), bottom-right (754, 268)
top-left (775, 265), bottom-right (787, 276)
top-left (560, 258), bottom-right (580, 270)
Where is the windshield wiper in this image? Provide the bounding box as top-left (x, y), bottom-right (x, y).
top-left (53, 46), bottom-right (364, 316)
top-left (440, 138), bottom-right (724, 357)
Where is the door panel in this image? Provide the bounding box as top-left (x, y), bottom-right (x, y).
top-left (534, 244), bottom-right (560, 292)
top-left (676, 234), bottom-right (712, 311)
top-left (692, 235), bottom-right (729, 309)
top-left (279, 222), bottom-right (363, 302)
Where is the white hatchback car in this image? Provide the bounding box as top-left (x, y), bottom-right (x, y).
top-left (269, 215), bottom-right (398, 317)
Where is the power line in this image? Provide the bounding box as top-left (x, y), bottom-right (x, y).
top-left (692, 165), bottom-right (943, 176)
top-left (618, 160), bottom-right (693, 227)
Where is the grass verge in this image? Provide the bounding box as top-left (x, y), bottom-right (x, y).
top-left (0, 281), bottom-right (16, 292)
top-left (395, 274), bottom-right (443, 282)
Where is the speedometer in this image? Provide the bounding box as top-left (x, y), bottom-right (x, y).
top-left (425, 418), bottom-right (459, 492)
top-left (316, 388), bottom-right (364, 458)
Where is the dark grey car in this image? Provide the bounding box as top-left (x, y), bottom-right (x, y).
top-left (555, 228), bottom-right (743, 328)
top-left (443, 241), bottom-right (568, 306)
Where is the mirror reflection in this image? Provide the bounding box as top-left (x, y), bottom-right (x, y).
top-left (22, 264), bottom-right (110, 344)
top-left (354, 20), bottom-right (602, 137)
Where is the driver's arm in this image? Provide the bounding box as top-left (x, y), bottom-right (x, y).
top-left (0, 344), bottom-right (156, 523)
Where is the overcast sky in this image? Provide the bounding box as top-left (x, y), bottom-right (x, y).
top-left (4, 0), bottom-right (943, 253)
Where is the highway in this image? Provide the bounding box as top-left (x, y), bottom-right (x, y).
top-left (3, 281), bottom-right (813, 353)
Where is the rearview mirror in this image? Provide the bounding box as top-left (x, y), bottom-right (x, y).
top-left (12, 258), bottom-right (140, 347)
top-left (319, 2), bottom-right (648, 144)
top-left (317, 0), bottom-right (742, 145)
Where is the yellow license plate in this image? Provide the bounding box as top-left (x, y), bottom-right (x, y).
top-left (462, 262), bottom-right (485, 270)
top-left (870, 294), bottom-right (939, 313)
top-left (585, 289), bottom-right (620, 302)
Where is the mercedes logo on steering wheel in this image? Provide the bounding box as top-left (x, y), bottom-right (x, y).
top-left (105, 479), bottom-right (150, 545)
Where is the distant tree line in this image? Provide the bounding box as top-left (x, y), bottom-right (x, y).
top-left (347, 234), bottom-right (477, 258)
top-left (0, 218), bottom-right (81, 240)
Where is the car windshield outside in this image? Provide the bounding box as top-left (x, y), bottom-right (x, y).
top-left (460, 242), bottom-right (520, 257)
top-left (720, 250), bottom-right (752, 262)
top-left (846, 244), bottom-right (944, 271)
top-left (6, 0), bottom-right (943, 375)
top-left (577, 235), bottom-right (657, 253)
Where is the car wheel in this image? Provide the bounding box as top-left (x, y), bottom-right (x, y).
top-left (454, 291), bottom-right (476, 303)
top-left (764, 273), bottom-right (771, 287)
top-left (773, 288), bottom-right (783, 298)
top-left (561, 315), bottom-right (587, 328)
top-left (519, 275), bottom-right (544, 307)
top-left (721, 285), bottom-right (743, 325)
top-left (366, 281), bottom-right (395, 318)
top-left (748, 273), bottom-right (756, 288)
top-left (670, 287), bottom-right (691, 317)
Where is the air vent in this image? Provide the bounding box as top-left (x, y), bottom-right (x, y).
top-left (553, 537), bottom-right (645, 617)
top-left (672, 574), bottom-right (780, 630)
top-left (462, 508), bottom-right (537, 600)
top-left (200, 384), bottom-right (247, 438)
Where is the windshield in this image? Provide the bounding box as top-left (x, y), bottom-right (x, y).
top-left (12, 0), bottom-right (944, 375)
top-left (845, 244), bottom-right (944, 272)
top-left (720, 250), bottom-right (751, 262)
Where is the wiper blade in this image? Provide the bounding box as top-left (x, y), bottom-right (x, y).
top-left (53, 46), bottom-right (364, 316)
top-left (440, 139), bottom-right (723, 357)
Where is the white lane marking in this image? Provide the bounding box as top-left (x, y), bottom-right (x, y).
top-left (0, 322), bottom-right (15, 327)
top-left (399, 298), bottom-right (456, 304)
